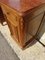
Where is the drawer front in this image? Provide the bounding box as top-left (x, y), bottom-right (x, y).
top-left (1, 3), bottom-right (19, 26)
top-left (1, 3), bottom-right (25, 46)
top-left (7, 20), bottom-right (19, 42)
top-left (6, 13), bottom-right (18, 27)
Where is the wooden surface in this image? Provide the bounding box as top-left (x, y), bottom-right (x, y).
top-left (0, 3), bottom-right (45, 47)
top-left (0, 0), bottom-right (45, 48)
top-left (0, 0), bottom-right (45, 14)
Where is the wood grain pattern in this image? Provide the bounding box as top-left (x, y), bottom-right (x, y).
top-left (0, 1), bottom-right (45, 48)
top-left (0, 0), bottom-right (45, 15)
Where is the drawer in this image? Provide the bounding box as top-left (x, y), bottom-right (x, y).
top-left (7, 20), bottom-right (19, 42)
top-left (1, 3), bottom-right (19, 26)
top-left (6, 13), bottom-right (18, 27)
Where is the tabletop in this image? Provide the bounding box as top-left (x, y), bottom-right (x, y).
top-left (0, 0), bottom-right (45, 15)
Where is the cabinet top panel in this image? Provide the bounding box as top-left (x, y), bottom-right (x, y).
top-left (0, 0), bottom-right (45, 15)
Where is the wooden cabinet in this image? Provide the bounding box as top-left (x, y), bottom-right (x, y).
top-left (0, 2), bottom-right (45, 48)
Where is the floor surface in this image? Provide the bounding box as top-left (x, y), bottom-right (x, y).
top-left (0, 21), bottom-right (45, 60)
top-left (0, 32), bottom-right (20, 60)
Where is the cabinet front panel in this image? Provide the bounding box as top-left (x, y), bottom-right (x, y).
top-left (28, 12), bottom-right (44, 36)
top-left (1, 3), bottom-right (19, 26)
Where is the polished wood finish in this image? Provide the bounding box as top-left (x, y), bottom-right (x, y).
top-left (0, 0), bottom-right (45, 48)
top-left (0, 0), bottom-right (45, 15)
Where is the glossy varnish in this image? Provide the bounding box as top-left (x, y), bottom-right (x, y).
top-left (0, 0), bottom-right (45, 48)
top-left (0, 0), bottom-right (45, 13)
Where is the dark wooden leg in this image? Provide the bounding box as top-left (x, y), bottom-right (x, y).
top-left (0, 7), bottom-right (6, 25)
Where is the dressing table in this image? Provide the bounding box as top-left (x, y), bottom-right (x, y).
top-left (0, 0), bottom-right (45, 48)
